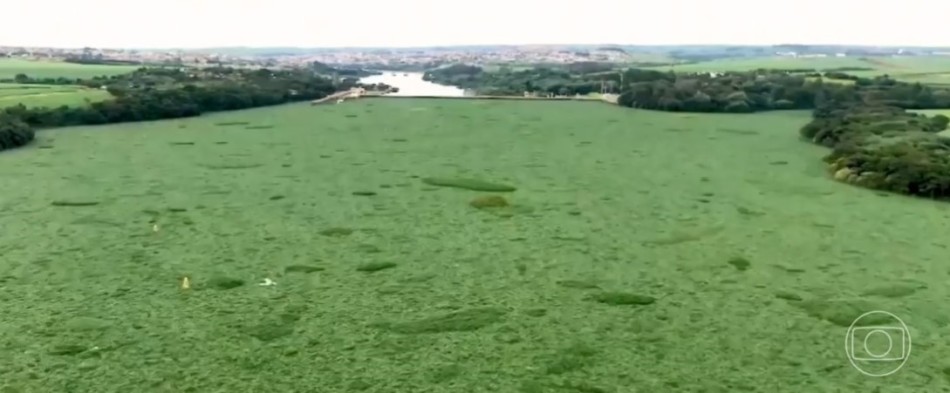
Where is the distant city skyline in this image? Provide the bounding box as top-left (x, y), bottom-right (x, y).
top-left (2, 0), bottom-right (948, 49)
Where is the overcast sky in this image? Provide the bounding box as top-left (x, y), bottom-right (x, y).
top-left (3, 0), bottom-right (948, 48)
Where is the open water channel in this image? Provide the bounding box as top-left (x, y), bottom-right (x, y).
top-left (358, 71), bottom-right (467, 96)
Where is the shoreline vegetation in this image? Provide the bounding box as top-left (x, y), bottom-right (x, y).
top-left (3, 60), bottom-right (950, 201)
top-left (423, 64), bottom-right (950, 200)
top-left (0, 63), bottom-right (392, 151)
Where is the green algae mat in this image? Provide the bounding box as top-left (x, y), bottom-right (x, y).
top-left (1, 100), bottom-right (948, 392)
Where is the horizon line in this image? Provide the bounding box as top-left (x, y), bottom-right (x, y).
top-left (3, 42), bottom-right (950, 51)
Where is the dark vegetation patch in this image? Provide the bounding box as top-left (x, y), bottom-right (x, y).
top-left (352, 191), bottom-right (377, 196)
top-left (587, 292), bottom-right (656, 306)
top-left (284, 265), bottom-right (325, 274)
top-left (205, 276), bottom-right (245, 290)
top-left (556, 280), bottom-right (601, 290)
top-left (774, 290), bottom-right (804, 301)
top-left (244, 321), bottom-right (294, 342)
top-left (201, 163), bottom-right (264, 170)
top-left (859, 284), bottom-right (922, 298)
top-left (48, 344), bottom-right (89, 356)
top-left (422, 177), bottom-right (517, 192)
top-left (524, 308), bottom-right (547, 317)
top-left (319, 227), bottom-right (354, 237)
top-left (727, 256), bottom-right (751, 271)
top-left (736, 206), bottom-right (765, 217)
top-left (470, 195), bottom-right (509, 209)
top-left (51, 200), bottom-right (100, 207)
top-left (356, 262), bottom-right (397, 272)
top-left (717, 128), bottom-right (759, 135)
top-left (793, 299), bottom-right (891, 327)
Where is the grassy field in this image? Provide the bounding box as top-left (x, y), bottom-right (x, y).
top-left (650, 56), bottom-right (950, 86)
top-left (0, 58), bottom-right (140, 79)
top-left (651, 56), bottom-right (873, 73)
top-left (0, 83), bottom-right (113, 108)
top-left (1, 99), bottom-right (949, 392)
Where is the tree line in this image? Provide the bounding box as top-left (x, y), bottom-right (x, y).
top-left (423, 64), bottom-right (675, 96)
top-left (0, 66), bottom-right (343, 151)
top-left (803, 102), bottom-right (950, 198)
top-left (426, 62), bottom-right (950, 200)
top-left (621, 71), bottom-right (950, 199)
top-left (622, 71), bottom-right (950, 199)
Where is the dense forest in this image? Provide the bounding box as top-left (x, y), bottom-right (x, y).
top-left (423, 63), bottom-right (676, 96)
top-left (0, 67), bottom-right (346, 151)
top-left (422, 63), bottom-right (903, 105)
top-left (804, 103), bottom-right (950, 198)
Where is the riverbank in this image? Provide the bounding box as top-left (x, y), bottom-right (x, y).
top-left (313, 88), bottom-right (619, 105)
top-left (367, 93), bottom-right (618, 104)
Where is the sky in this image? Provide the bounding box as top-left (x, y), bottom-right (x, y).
top-left (2, 0), bottom-right (949, 48)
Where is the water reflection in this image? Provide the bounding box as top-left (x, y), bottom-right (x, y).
top-left (358, 71), bottom-right (467, 97)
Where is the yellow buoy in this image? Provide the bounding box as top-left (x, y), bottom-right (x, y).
top-left (181, 276), bottom-right (191, 290)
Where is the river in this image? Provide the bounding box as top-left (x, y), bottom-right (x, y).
top-left (358, 71), bottom-right (467, 97)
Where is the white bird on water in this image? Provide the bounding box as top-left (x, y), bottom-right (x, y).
top-left (258, 278), bottom-right (277, 287)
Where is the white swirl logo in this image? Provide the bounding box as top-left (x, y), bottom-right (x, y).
top-left (845, 310), bottom-right (911, 377)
